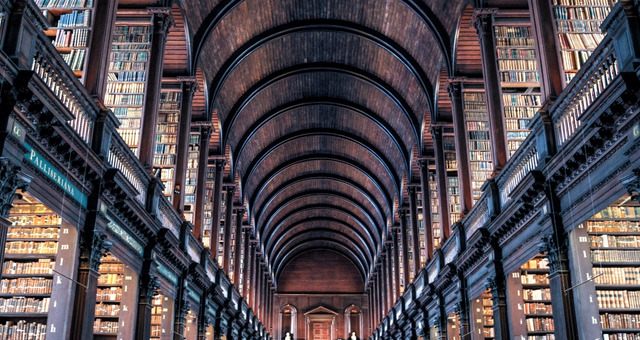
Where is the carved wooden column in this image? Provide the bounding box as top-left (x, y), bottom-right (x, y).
top-left (432, 126), bottom-right (450, 239)
top-left (528, 0), bottom-right (563, 99)
top-left (70, 172), bottom-right (112, 340)
top-left (135, 247), bottom-right (160, 340)
top-left (138, 8), bottom-right (172, 169)
top-left (222, 185), bottom-right (235, 271)
top-left (486, 242), bottom-right (510, 340)
top-left (233, 207), bottom-right (245, 284)
top-left (473, 9), bottom-right (508, 172)
top-left (209, 159), bottom-right (225, 260)
top-left (386, 243), bottom-right (394, 308)
top-left (407, 189), bottom-right (421, 275)
top-left (542, 182), bottom-right (578, 340)
top-left (84, 0), bottom-right (117, 100)
top-left (381, 255), bottom-right (388, 315)
top-left (375, 270), bottom-right (382, 320)
top-left (193, 126), bottom-right (211, 240)
top-left (456, 273), bottom-right (471, 340)
top-left (172, 79), bottom-right (197, 211)
top-left (173, 273), bottom-right (189, 340)
top-left (447, 81), bottom-right (473, 214)
top-left (249, 240), bottom-right (257, 310)
top-left (399, 210), bottom-right (411, 288)
top-left (418, 160), bottom-right (433, 260)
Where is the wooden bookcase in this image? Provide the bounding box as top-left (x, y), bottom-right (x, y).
top-left (202, 165), bottom-right (216, 248)
top-left (471, 290), bottom-right (494, 339)
top-left (508, 256), bottom-right (555, 340)
top-left (153, 82), bottom-right (183, 203)
top-left (0, 192), bottom-right (77, 339)
top-left (150, 294), bottom-right (173, 339)
top-left (493, 21), bottom-right (542, 158)
top-left (183, 131), bottom-right (200, 224)
top-left (105, 20), bottom-right (152, 156)
top-left (444, 135), bottom-right (461, 225)
top-left (36, 0), bottom-right (94, 81)
top-left (93, 254), bottom-right (137, 339)
top-left (415, 186), bottom-right (427, 268)
top-left (428, 163), bottom-right (442, 250)
top-left (551, 0), bottom-right (617, 85)
top-left (462, 88), bottom-right (492, 203)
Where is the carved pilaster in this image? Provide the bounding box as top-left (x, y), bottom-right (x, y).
top-left (625, 168), bottom-right (640, 202)
top-left (88, 231), bottom-right (113, 272)
top-left (0, 158), bottom-right (29, 217)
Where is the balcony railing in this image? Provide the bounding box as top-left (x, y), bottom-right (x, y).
top-left (107, 134), bottom-right (148, 204)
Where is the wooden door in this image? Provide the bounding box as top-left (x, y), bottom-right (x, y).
top-left (311, 321), bottom-right (330, 340)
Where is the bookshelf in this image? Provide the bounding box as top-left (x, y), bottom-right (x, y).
top-left (428, 165), bottom-right (442, 250)
top-left (0, 195), bottom-right (62, 339)
top-left (552, 0), bottom-right (617, 84)
top-left (447, 313), bottom-right (461, 340)
top-left (36, 0), bottom-right (94, 80)
top-left (184, 308), bottom-right (197, 340)
top-left (493, 22), bottom-right (542, 158)
top-left (154, 83), bottom-right (182, 202)
top-left (444, 135), bottom-right (461, 225)
top-left (416, 186), bottom-right (427, 268)
top-left (217, 188), bottom-right (228, 266)
top-left (202, 166), bottom-right (216, 248)
top-left (105, 21), bottom-right (152, 156)
top-left (93, 254), bottom-right (123, 338)
top-left (585, 203), bottom-right (640, 339)
top-left (462, 89), bottom-right (492, 202)
top-left (471, 290), bottom-right (494, 339)
top-left (509, 256), bottom-right (555, 340)
top-left (150, 294), bottom-right (173, 339)
top-left (183, 131), bottom-right (200, 224)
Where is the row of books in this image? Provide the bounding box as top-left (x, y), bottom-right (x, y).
top-left (157, 124), bottom-right (178, 134)
top-left (587, 221), bottom-right (640, 233)
top-left (553, 6), bottom-right (611, 21)
top-left (597, 290), bottom-right (640, 309)
top-left (499, 71), bottom-right (540, 83)
top-left (505, 119), bottom-right (530, 131)
top-left (5, 242), bottom-right (58, 255)
top-left (0, 278), bottom-right (52, 295)
top-left (593, 267), bottom-right (640, 286)
top-left (504, 106), bottom-right (539, 118)
top-left (557, 32), bottom-right (605, 50)
top-left (93, 319), bottom-right (118, 334)
top-left (592, 250), bottom-right (640, 263)
top-left (95, 303), bottom-right (120, 316)
top-left (61, 48), bottom-right (85, 71)
top-left (526, 318), bottom-right (554, 332)
top-left (112, 107), bottom-right (141, 118)
top-left (35, 0), bottom-right (93, 7)
top-left (602, 334), bottom-right (640, 340)
top-left (592, 235), bottom-right (640, 248)
top-left (601, 313), bottom-right (640, 329)
top-left (497, 48), bottom-right (536, 60)
top-left (524, 302), bottom-right (553, 315)
top-left (112, 26), bottom-right (151, 44)
top-left (156, 136), bottom-right (177, 145)
top-left (98, 263), bottom-right (123, 273)
top-left (8, 215), bottom-right (61, 226)
top-left (2, 260), bottom-right (53, 276)
top-left (494, 26), bottom-right (532, 39)
top-left (0, 297), bottom-right (50, 313)
top-left (555, 20), bottom-right (605, 34)
top-left (0, 321), bottom-right (47, 340)
top-left (97, 273), bottom-right (123, 286)
top-left (507, 131), bottom-right (530, 140)
top-left (109, 52), bottom-right (149, 63)
top-left (116, 129), bottom-right (140, 149)
top-left (552, 0), bottom-right (615, 6)
top-left (96, 287), bottom-right (122, 302)
top-left (8, 227), bottom-right (58, 239)
top-left (52, 28), bottom-right (88, 48)
top-left (105, 94), bottom-right (145, 106)
top-left (503, 94), bottom-right (541, 107)
top-left (593, 207), bottom-right (640, 219)
top-left (55, 9), bottom-right (91, 28)
top-left (561, 50), bottom-right (593, 74)
top-left (106, 82), bottom-right (145, 94)
top-left (154, 155), bottom-right (177, 168)
top-left (497, 59), bottom-right (538, 71)
top-left (107, 71), bottom-right (147, 82)
top-left (521, 273), bottom-right (549, 285)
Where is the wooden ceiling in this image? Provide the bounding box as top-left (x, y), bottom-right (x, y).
top-left (172, 0), bottom-right (469, 288)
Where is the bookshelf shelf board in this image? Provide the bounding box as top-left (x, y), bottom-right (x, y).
top-left (95, 300), bottom-right (121, 304)
top-left (97, 283), bottom-right (124, 288)
top-left (595, 284), bottom-right (640, 290)
top-left (499, 82), bottom-right (541, 88)
top-left (523, 299), bottom-right (552, 304)
top-left (1, 274), bottom-right (53, 278)
top-left (591, 247), bottom-right (640, 251)
top-left (521, 283), bottom-right (551, 289)
top-left (42, 7), bottom-right (88, 14)
top-left (588, 231), bottom-right (640, 236)
top-left (0, 293), bottom-right (52, 298)
top-left (6, 238), bottom-right (59, 242)
top-left (520, 269), bottom-right (549, 274)
top-left (94, 315), bottom-right (120, 319)
top-left (599, 308), bottom-right (640, 313)
top-left (0, 313), bottom-right (48, 318)
top-left (524, 314), bottom-right (554, 318)
top-left (94, 332), bottom-right (118, 336)
top-left (602, 328), bottom-right (640, 333)
top-left (527, 330), bottom-right (554, 335)
top-left (590, 218), bottom-right (640, 221)
top-left (3, 255), bottom-right (56, 260)
top-left (7, 224), bottom-right (62, 228)
top-left (591, 262), bottom-right (640, 267)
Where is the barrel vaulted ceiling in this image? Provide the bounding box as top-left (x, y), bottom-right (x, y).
top-left (180, 0), bottom-right (467, 288)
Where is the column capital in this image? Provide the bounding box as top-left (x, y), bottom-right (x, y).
top-left (0, 158), bottom-right (29, 216)
top-left (472, 8), bottom-right (497, 36)
top-left (148, 7), bottom-right (173, 35)
top-left (624, 168), bottom-right (640, 202)
top-left (88, 231), bottom-right (113, 272)
top-left (447, 80), bottom-right (463, 99)
top-left (178, 77), bottom-right (198, 97)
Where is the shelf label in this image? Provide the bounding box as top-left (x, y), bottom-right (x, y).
top-left (23, 143), bottom-right (88, 207)
top-left (106, 216), bottom-right (144, 256)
